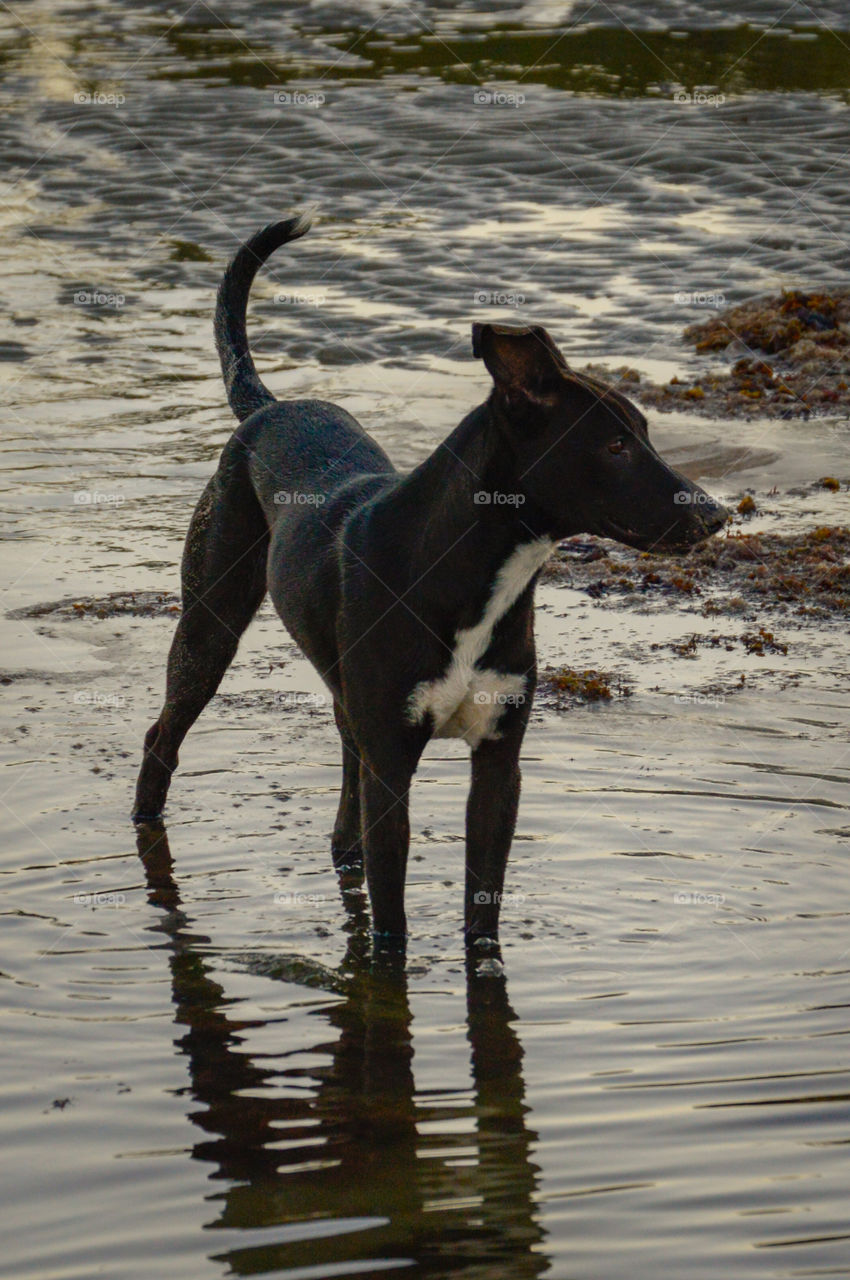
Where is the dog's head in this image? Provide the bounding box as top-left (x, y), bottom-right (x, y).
top-left (472, 322), bottom-right (728, 551)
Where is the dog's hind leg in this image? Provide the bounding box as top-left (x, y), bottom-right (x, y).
top-left (134, 457), bottom-right (269, 821)
top-left (331, 700), bottom-right (363, 871)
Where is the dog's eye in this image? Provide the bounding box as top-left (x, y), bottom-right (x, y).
top-left (608, 437), bottom-right (627, 455)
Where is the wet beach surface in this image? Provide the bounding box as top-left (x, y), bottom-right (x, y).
top-left (2, 2), bottom-right (850, 1277)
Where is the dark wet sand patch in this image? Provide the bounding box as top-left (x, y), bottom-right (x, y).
top-left (8, 591), bottom-right (181, 620)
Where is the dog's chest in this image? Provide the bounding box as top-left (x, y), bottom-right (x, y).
top-left (407, 538), bottom-right (554, 749)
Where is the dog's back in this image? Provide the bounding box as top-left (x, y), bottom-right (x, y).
top-left (235, 399), bottom-right (395, 521)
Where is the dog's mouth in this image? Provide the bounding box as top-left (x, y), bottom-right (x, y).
top-left (600, 517), bottom-right (650, 549)
top-left (601, 508), bottom-right (728, 553)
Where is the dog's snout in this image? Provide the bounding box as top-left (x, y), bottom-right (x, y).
top-left (656, 488), bottom-right (729, 552)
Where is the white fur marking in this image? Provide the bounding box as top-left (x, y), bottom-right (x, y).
top-left (407, 538), bottom-right (554, 749)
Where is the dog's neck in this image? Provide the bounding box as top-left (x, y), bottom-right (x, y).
top-left (379, 401), bottom-right (561, 580)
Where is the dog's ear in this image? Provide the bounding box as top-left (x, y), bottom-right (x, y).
top-left (472, 323), bottom-right (567, 401)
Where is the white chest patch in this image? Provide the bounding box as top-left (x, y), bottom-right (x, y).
top-left (407, 537), bottom-right (555, 750)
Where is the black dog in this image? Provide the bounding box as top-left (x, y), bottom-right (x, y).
top-left (135, 214), bottom-right (728, 945)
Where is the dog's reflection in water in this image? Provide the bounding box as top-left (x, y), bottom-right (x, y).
top-left (136, 823), bottom-right (549, 1277)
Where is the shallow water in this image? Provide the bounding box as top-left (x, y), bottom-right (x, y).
top-left (2, 2), bottom-right (850, 1278)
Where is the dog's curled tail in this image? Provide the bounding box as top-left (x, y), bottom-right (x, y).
top-left (214, 211), bottom-right (313, 422)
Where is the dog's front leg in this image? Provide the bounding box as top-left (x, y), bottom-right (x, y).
top-left (464, 715), bottom-right (529, 945)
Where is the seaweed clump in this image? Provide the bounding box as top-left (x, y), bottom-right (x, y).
top-left (539, 666), bottom-right (632, 706)
top-left (684, 289), bottom-right (850, 357)
top-left (544, 525), bottom-right (850, 619)
top-left (580, 287), bottom-right (850, 418)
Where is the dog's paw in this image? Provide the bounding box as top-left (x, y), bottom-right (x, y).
top-left (332, 846), bottom-right (363, 875)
